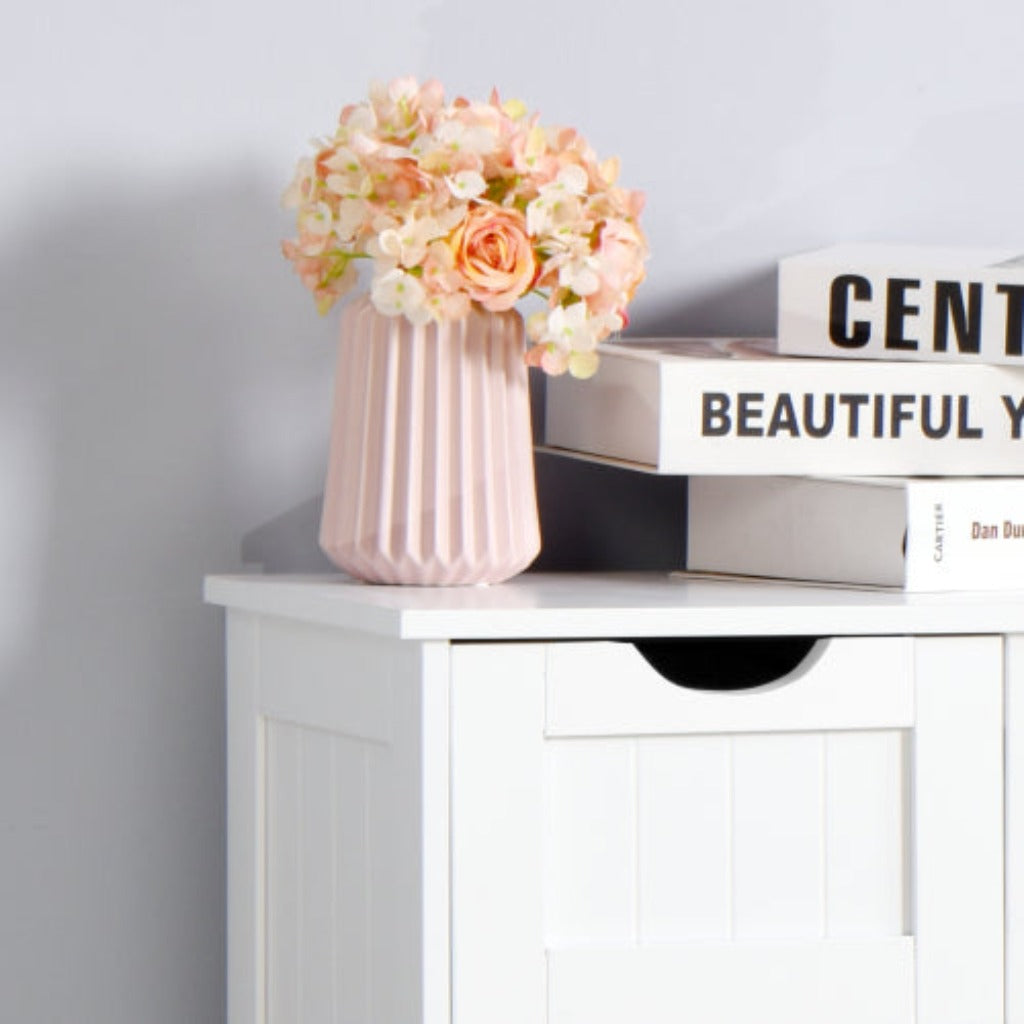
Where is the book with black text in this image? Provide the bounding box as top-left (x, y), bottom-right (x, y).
top-left (778, 243), bottom-right (1024, 365)
top-left (542, 338), bottom-right (1024, 476)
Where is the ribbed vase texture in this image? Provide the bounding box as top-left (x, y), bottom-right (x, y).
top-left (319, 295), bottom-right (541, 585)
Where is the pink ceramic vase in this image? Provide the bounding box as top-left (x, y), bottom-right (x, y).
top-left (319, 294), bottom-right (542, 585)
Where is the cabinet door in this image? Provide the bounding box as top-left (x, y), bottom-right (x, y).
top-left (450, 635), bottom-right (1004, 1024)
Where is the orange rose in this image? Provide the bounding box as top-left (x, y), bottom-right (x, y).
top-left (450, 206), bottom-right (537, 312)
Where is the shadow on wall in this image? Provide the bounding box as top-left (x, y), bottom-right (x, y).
top-left (628, 266), bottom-right (778, 339)
top-left (0, 162), bottom-right (776, 1022)
top-left (530, 452), bottom-right (689, 571)
top-left (0, 168), bottom-right (335, 1023)
top-left (239, 457), bottom-right (692, 574)
top-left (241, 494), bottom-right (331, 571)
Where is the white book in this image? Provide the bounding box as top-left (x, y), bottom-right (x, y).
top-left (542, 337), bottom-right (1024, 476)
top-left (686, 475), bottom-right (1024, 591)
top-left (778, 243), bottom-right (1024, 365)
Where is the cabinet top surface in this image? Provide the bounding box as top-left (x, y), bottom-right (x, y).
top-left (203, 571), bottom-right (1024, 640)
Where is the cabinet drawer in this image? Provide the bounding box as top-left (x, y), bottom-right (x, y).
top-left (546, 636), bottom-right (915, 736)
top-left (542, 637), bottom-right (915, 953)
top-left (452, 636), bottom-right (1003, 1024)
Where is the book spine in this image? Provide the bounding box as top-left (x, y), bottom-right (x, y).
top-left (904, 481), bottom-right (1024, 590)
top-left (686, 477), bottom-right (907, 588)
top-left (657, 359), bottom-right (1024, 475)
top-left (777, 259), bottom-right (1024, 365)
top-left (688, 477), bottom-right (1024, 591)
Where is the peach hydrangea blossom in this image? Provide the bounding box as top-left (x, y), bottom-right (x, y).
top-left (282, 77), bottom-right (648, 378)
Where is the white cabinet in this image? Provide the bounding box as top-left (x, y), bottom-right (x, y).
top-left (205, 572), bottom-right (1024, 1024)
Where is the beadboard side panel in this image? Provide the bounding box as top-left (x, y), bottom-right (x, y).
top-left (226, 611), bottom-right (265, 1024)
top-left (234, 615), bottom-right (450, 1024)
top-left (265, 721), bottom-right (371, 1024)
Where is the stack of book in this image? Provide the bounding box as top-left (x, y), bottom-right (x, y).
top-left (543, 243), bottom-right (1024, 591)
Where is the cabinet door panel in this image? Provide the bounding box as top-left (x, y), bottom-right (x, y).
top-left (544, 739), bottom-right (636, 943)
top-left (545, 729), bottom-right (905, 946)
top-left (451, 635), bottom-right (1004, 1024)
top-left (826, 729), bottom-right (908, 938)
top-left (731, 732), bottom-right (824, 939)
top-left (636, 736), bottom-right (732, 942)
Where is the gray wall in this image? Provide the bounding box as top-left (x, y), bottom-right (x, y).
top-left (4, 1), bottom-right (1024, 1019)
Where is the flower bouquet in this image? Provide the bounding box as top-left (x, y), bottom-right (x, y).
top-left (282, 77), bottom-right (648, 378)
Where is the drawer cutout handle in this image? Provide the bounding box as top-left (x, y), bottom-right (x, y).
top-left (626, 636), bottom-right (822, 691)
